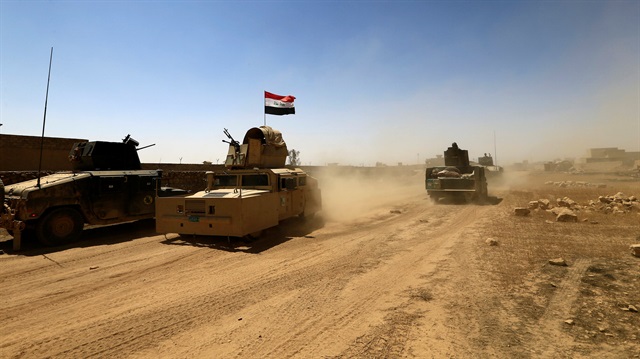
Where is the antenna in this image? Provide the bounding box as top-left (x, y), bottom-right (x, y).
top-left (37, 47), bottom-right (54, 188)
top-left (493, 130), bottom-right (498, 167)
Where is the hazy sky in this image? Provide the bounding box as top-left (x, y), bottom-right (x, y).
top-left (1, 0), bottom-right (638, 166)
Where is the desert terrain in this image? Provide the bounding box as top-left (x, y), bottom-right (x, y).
top-left (1, 168), bottom-right (638, 358)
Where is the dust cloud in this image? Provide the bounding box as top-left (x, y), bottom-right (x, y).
top-left (312, 166), bottom-right (426, 222)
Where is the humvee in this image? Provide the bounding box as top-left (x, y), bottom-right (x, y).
top-left (0, 135), bottom-right (185, 250)
top-left (154, 126), bottom-right (322, 238)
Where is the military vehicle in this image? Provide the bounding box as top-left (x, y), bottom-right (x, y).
top-left (0, 135), bottom-right (185, 250)
top-left (425, 143), bottom-right (489, 203)
top-left (155, 126), bottom-right (322, 239)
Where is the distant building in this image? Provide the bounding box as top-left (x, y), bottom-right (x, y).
top-left (585, 147), bottom-right (640, 165)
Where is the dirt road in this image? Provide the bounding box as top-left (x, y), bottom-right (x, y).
top-left (1, 171), bottom-right (638, 358)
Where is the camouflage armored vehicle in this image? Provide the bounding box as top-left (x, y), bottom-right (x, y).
top-left (155, 126), bottom-right (322, 238)
top-left (425, 143), bottom-right (489, 203)
top-left (0, 135), bottom-right (185, 250)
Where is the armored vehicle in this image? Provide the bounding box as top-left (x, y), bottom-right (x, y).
top-left (155, 126), bottom-right (322, 239)
top-left (0, 135), bottom-right (185, 250)
top-left (478, 153), bottom-right (504, 179)
top-left (425, 143), bottom-right (488, 203)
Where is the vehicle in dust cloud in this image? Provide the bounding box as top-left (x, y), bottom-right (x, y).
top-left (425, 142), bottom-right (494, 204)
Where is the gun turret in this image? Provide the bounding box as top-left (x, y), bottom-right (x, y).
top-left (444, 142), bottom-right (470, 167)
top-left (222, 128), bottom-right (241, 154)
top-left (223, 126), bottom-right (288, 168)
top-left (68, 135), bottom-right (142, 171)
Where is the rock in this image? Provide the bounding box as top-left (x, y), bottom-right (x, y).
top-left (486, 238), bottom-right (498, 246)
top-left (557, 197), bottom-right (576, 208)
top-left (545, 220), bottom-right (554, 224)
top-left (564, 319), bottom-right (575, 325)
top-left (629, 305), bottom-right (638, 312)
top-left (549, 258), bottom-right (568, 266)
top-left (528, 201), bottom-right (539, 209)
top-left (514, 207), bottom-right (530, 216)
top-left (390, 209), bottom-right (402, 214)
top-left (613, 192), bottom-right (626, 201)
top-left (631, 244), bottom-right (640, 258)
top-left (538, 199), bottom-right (551, 210)
top-left (556, 209), bottom-right (578, 222)
top-left (599, 196), bottom-right (612, 204)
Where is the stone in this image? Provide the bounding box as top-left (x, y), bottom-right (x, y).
top-left (538, 199), bottom-right (551, 210)
top-left (599, 196), bottom-right (612, 204)
top-left (549, 258), bottom-right (568, 266)
top-left (556, 209), bottom-right (578, 222)
top-left (630, 244), bottom-right (640, 258)
top-left (486, 238), bottom-right (498, 246)
top-left (557, 197), bottom-right (576, 208)
top-left (629, 305), bottom-right (638, 313)
top-left (564, 319), bottom-right (574, 325)
top-left (514, 207), bottom-right (530, 216)
top-left (613, 192), bottom-right (626, 200)
top-left (528, 201), bottom-right (539, 209)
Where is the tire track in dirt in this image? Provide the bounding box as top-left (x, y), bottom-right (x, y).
top-left (1, 199), bottom-right (430, 358)
top-left (247, 205), bottom-right (492, 358)
top-left (1, 196), bottom-right (492, 359)
top-left (528, 258), bottom-right (590, 358)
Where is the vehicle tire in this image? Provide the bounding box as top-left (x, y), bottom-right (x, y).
top-left (36, 208), bottom-right (84, 246)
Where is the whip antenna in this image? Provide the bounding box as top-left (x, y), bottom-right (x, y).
top-left (37, 47), bottom-right (53, 188)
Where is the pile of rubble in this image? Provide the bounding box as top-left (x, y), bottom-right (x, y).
top-left (544, 180), bottom-right (606, 188)
top-left (515, 192), bottom-right (639, 222)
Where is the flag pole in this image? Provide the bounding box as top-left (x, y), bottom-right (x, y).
top-left (263, 90), bottom-right (266, 127)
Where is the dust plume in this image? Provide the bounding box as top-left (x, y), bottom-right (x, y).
top-left (312, 166), bottom-right (426, 222)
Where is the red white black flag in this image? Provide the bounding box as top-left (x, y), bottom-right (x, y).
top-left (265, 91), bottom-right (295, 115)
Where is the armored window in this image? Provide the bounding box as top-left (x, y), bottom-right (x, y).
top-left (214, 175), bottom-right (238, 187)
top-left (241, 174), bottom-right (269, 187)
top-left (280, 177), bottom-right (297, 191)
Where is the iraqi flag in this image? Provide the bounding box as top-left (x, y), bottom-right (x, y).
top-left (265, 91), bottom-right (295, 115)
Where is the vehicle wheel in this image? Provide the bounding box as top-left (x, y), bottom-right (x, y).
top-left (36, 208), bottom-right (84, 246)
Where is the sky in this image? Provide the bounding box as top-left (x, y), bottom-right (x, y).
top-left (1, 0), bottom-right (639, 166)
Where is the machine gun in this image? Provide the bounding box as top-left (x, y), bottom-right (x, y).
top-left (222, 128), bottom-right (241, 154)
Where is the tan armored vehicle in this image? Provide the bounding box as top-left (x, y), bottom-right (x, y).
top-left (155, 126), bottom-right (322, 238)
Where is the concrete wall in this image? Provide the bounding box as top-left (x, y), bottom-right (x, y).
top-left (0, 134), bottom-right (87, 171)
